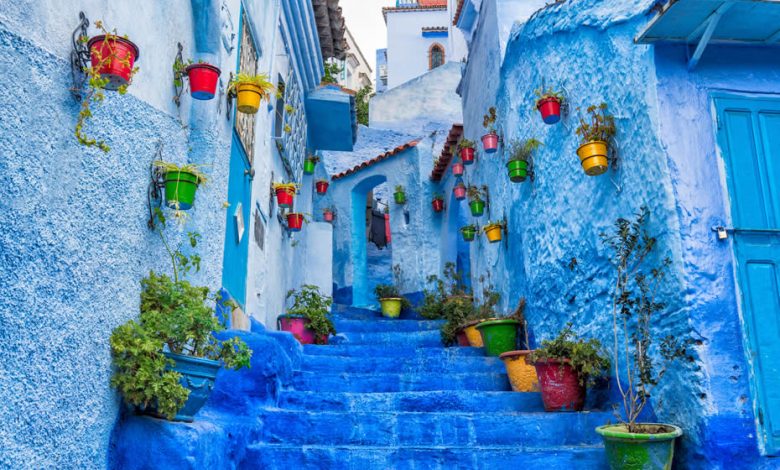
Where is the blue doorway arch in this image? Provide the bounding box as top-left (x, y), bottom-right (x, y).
top-left (350, 174), bottom-right (388, 307)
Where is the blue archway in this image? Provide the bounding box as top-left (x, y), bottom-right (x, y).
top-left (350, 174), bottom-right (389, 307)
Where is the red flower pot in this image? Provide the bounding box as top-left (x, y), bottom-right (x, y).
top-left (278, 316), bottom-right (328, 345)
top-left (275, 187), bottom-right (295, 208)
top-left (533, 359), bottom-right (585, 412)
top-left (432, 199), bottom-right (444, 212)
top-left (460, 148), bottom-right (475, 165)
top-left (453, 185), bottom-right (466, 200)
top-left (287, 213), bottom-right (304, 232)
top-left (186, 63), bottom-right (221, 100)
top-left (452, 162), bottom-right (464, 177)
top-left (482, 133), bottom-right (499, 154)
top-left (87, 35), bottom-right (139, 90)
top-left (323, 211), bottom-right (334, 222)
top-left (457, 330), bottom-right (470, 347)
top-left (537, 97), bottom-right (562, 125)
top-left (316, 181), bottom-right (329, 195)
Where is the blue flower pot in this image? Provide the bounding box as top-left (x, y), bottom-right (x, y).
top-left (140, 352), bottom-right (220, 422)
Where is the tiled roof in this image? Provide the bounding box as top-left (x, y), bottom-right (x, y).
top-left (332, 139), bottom-right (420, 180)
top-left (430, 124), bottom-right (464, 182)
top-left (419, 0), bottom-right (448, 6)
top-left (452, 0), bottom-right (465, 26)
top-left (382, 5), bottom-right (447, 22)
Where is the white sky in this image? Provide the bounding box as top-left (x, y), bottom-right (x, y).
top-left (339, 0), bottom-right (396, 74)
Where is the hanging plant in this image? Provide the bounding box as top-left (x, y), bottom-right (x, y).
top-left (76, 21), bottom-right (140, 153)
top-left (315, 179), bottom-right (330, 195)
top-left (467, 185), bottom-right (486, 217)
top-left (154, 161), bottom-right (209, 213)
top-left (272, 182), bottom-right (298, 208)
top-left (506, 138), bottom-right (542, 183)
top-left (286, 212), bottom-right (309, 232)
top-left (534, 86), bottom-right (564, 125)
top-left (394, 185), bottom-right (407, 205)
top-left (481, 107), bottom-right (499, 153)
top-left (452, 161), bottom-right (465, 177)
top-left (304, 155), bottom-right (320, 175)
top-left (174, 58), bottom-right (221, 101)
top-left (322, 207), bottom-right (335, 223)
top-left (460, 224), bottom-right (478, 242)
top-left (227, 73), bottom-right (275, 114)
top-left (432, 193), bottom-right (445, 213)
top-left (458, 139), bottom-right (476, 165)
top-left (453, 181), bottom-right (467, 200)
top-left (483, 221), bottom-right (505, 243)
top-left (575, 103), bottom-right (616, 176)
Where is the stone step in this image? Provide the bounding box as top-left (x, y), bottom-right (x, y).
top-left (242, 444), bottom-right (607, 469)
top-left (303, 344), bottom-right (484, 358)
top-left (292, 371), bottom-right (511, 392)
top-left (300, 354), bottom-right (504, 374)
top-left (278, 391), bottom-right (544, 413)
top-left (333, 318), bottom-right (444, 333)
top-left (331, 330), bottom-right (443, 346)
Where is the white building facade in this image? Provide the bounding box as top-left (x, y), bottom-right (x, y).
top-left (334, 27), bottom-right (373, 91)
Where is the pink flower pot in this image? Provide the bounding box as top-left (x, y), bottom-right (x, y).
top-left (482, 133), bottom-right (499, 153)
top-left (323, 211), bottom-right (334, 222)
top-left (452, 162), bottom-right (464, 177)
top-left (453, 185), bottom-right (466, 200)
top-left (460, 148), bottom-right (475, 165)
top-left (278, 316), bottom-right (328, 345)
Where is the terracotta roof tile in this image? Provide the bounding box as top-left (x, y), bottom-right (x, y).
top-left (453, 0), bottom-right (465, 26)
top-left (332, 139), bottom-right (421, 180)
top-left (430, 123), bottom-right (464, 182)
top-left (382, 5), bottom-right (448, 22)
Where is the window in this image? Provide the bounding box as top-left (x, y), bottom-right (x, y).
top-left (429, 44), bottom-right (445, 70)
top-left (235, 10), bottom-right (259, 165)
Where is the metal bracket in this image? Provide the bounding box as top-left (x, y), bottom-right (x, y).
top-left (609, 138), bottom-right (623, 193)
top-left (70, 11), bottom-right (90, 101)
top-left (502, 214), bottom-right (508, 250)
top-left (146, 143), bottom-right (166, 230)
top-left (226, 71), bottom-right (235, 121)
top-left (483, 185), bottom-right (491, 218)
top-left (172, 42), bottom-right (185, 107)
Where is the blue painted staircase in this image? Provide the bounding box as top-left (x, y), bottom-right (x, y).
top-left (246, 305), bottom-right (610, 469)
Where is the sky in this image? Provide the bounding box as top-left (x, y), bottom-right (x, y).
top-left (339, 0), bottom-right (396, 73)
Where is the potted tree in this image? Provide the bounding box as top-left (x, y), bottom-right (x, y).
top-left (453, 181), bottom-right (467, 200)
top-left (483, 221), bottom-right (505, 243)
top-left (304, 156), bottom-right (320, 175)
top-left (529, 323), bottom-right (609, 412)
top-left (394, 185), bottom-right (407, 204)
top-left (458, 139), bottom-right (476, 165)
top-left (499, 299), bottom-right (539, 392)
top-left (155, 161), bottom-right (209, 211)
top-left (506, 138), bottom-right (542, 183)
top-left (432, 193), bottom-right (445, 212)
top-left (575, 103), bottom-right (616, 176)
top-left (278, 285), bottom-right (335, 345)
top-left (467, 185), bottom-right (486, 217)
top-left (460, 224), bottom-right (478, 242)
top-left (272, 182), bottom-right (298, 208)
top-left (595, 208), bottom-right (689, 470)
top-left (286, 212), bottom-right (308, 232)
top-left (322, 207), bottom-right (335, 223)
top-left (315, 179), bottom-right (329, 195)
top-left (110, 210), bottom-right (252, 422)
top-left (481, 107), bottom-right (499, 153)
top-left (374, 284), bottom-right (410, 319)
top-left (535, 87), bottom-right (565, 125)
top-left (452, 160), bottom-right (465, 177)
top-left (228, 73), bottom-right (275, 114)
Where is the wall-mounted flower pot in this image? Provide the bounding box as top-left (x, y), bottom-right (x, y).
top-left (323, 210), bottom-right (334, 222)
top-left (275, 185), bottom-right (296, 208)
top-left (454, 185), bottom-right (466, 201)
top-left (394, 191), bottom-right (407, 204)
top-left (460, 148), bottom-right (475, 165)
top-left (537, 97), bottom-right (562, 125)
top-left (533, 359), bottom-right (585, 411)
top-left (481, 132), bottom-right (499, 154)
top-left (304, 158), bottom-right (317, 175)
top-left (484, 223), bottom-right (503, 243)
top-left (469, 200), bottom-right (485, 217)
top-left (476, 319), bottom-right (519, 357)
top-left (499, 350), bottom-right (539, 392)
top-left (185, 63), bottom-right (221, 100)
top-left (164, 171), bottom-right (199, 210)
top-left (379, 298), bottom-right (403, 318)
top-left (506, 160), bottom-right (529, 183)
top-left (461, 226), bottom-right (477, 242)
top-left (278, 315), bottom-right (327, 345)
top-left (576, 140), bottom-right (609, 176)
top-left (462, 319), bottom-right (485, 347)
top-left (139, 352), bottom-right (219, 422)
top-left (286, 213), bottom-right (304, 232)
top-left (87, 35), bottom-right (140, 90)
top-left (595, 424), bottom-right (683, 470)
top-left (432, 198), bottom-right (444, 212)
top-left (456, 328), bottom-right (470, 347)
top-left (315, 181), bottom-right (329, 195)
top-left (452, 162), bottom-right (465, 177)
top-left (235, 83), bottom-right (264, 114)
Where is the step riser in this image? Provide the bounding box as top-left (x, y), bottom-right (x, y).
top-left (332, 331), bottom-right (442, 346)
top-left (303, 345), bottom-right (485, 358)
top-left (300, 355), bottom-right (505, 374)
top-left (333, 319), bottom-right (444, 333)
top-left (293, 372), bottom-right (512, 392)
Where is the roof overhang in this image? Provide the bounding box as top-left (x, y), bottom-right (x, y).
top-left (636, 0), bottom-right (780, 69)
top-left (430, 124), bottom-right (464, 182)
top-left (305, 85), bottom-right (358, 151)
top-left (312, 0), bottom-right (347, 60)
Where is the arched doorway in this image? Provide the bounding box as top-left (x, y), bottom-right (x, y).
top-left (350, 174), bottom-right (392, 307)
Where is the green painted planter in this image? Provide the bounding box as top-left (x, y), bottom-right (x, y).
top-left (596, 424), bottom-right (683, 470)
top-left (394, 192), bottom-right (407, 205)
top-left (304, 159), bottom-right (316, 175)
top-left (507, 160), bottom-right (529, 182)
top-left (461, 227), bottom-right (477, 242)
top-left (469, 200), bottom-right (485, 217)
top-left (164, 171), bottom-right (199, 210)
top-left (379, 298), bottom-right (402, 318)
top-left (475, 319), bottom-right (520, 356)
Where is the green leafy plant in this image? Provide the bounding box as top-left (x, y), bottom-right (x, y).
top-left (440, 296), bottom-right (476, 345)
top-left (576, 102), bottom-right (616, 144)
top-left (433, 192), bottom-right (444, 202)
top-left (394, 185), bottom-right (405, 194)
top-left (420, 262), bottom-right (471, 320)
top-left (321, 62), bottom-right (343, 85)
top-left (356, 84), bottom-right (372, 126)
top-left (458, 138), bottom-right (476, 150)
top-left (467, 185), bottom-right (485, 203)
top-left (508, 298), bottom-right (530, 349)
top-left (284, 104), bottom-right (295, 114)
top-left (601, 207), bottom-right (691, 433)
top-left (375, 265), bottom-right (412, 309)
top-left (75, 21), bottom-right (139, 153)
top-left (172, 57), bottom-right (193, 89)
top-left (227, 72), bottom-right (276, 100)
top-left (482, 106), bottom-right (498, 134)
top-left (534, 86), bottom-right (564, 107)
top-left (285, 285), bottom-right (335, 344)
top-left (306, 155), bottom-right (320, 164)
top-left (507, 138), bottom-right (542, 163)
top-left (529, 323), bottom-right (610, 387)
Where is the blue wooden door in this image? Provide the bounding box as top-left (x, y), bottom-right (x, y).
top-left (222, 132), bottom-right (252, 308)
top-left (716, 95), bottom-right (780, 455)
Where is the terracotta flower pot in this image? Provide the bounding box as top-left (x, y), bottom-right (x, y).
top-left (456, 329), bottom-right (470, 347)
top-left (462, 320), bottom-right (485, 347)
top-left (533, 359), bottom-right (585, 411)
top-left (432, 198), bottom-right (444, 212)
top-left (454, 185), bottom-right (466, 200)
top-left (316, 181), bottom-right (329, 195)
top-left (499, 350), bottom-right (539, 392)
top-left (460, 148), bottom-right (475, 165)
top-left (323, 211), bottom-right (334, 222)
top-left (286, 213), bottom-right (304, 232)
top-left (482, 133), bottom-right (499, 153)
top-left (452, 162), bottom-right (465, 177)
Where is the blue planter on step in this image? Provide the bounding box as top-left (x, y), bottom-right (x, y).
top-left (141, 352), bottom-right (220, 422)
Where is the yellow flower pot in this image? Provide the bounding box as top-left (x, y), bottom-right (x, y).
top-left (576, 140), bottom-right (609, 176)
top-left (499, 350), bottom-right (540, 392)
top-left (379, 298), bottom-right (402, 318)
top-left (463, 320), bottom-right (484, 347)
top-left (236, 83), bottom-right (263, 114)
top-left (484, 224), bottom-right (503, 243)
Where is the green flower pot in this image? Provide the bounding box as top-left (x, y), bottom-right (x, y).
top-left (596, 424), bottom-right (682, 470)
top-left (507, 160), bottom-right (529, 183)
top-left (394, 191), bottom-right (407, 204)
top-left (461, 227), bottom-right (477, 242)
top-left (475, 319), bottom-right (519, 356)
top-left (164, 171), bottom-right (199, 210)
top-left (469, 200), bottom-right (485, 217)
top-left (304, 159), bottom-right (316, 175)
top-left (379, 298), bottom-right (402, 318)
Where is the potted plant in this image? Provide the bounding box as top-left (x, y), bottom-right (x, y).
top-left (528, 323), bottom-right (609, 412)
top-left (452, 160), bottom-right (465, 177)
top-left (453, 181), bottom-right (467, 200)
top-left (459, 285), bottom-right (500, 347)
top-left (322, 207), bottom-right (335, 223)
top-left (432, 193), bottom-right (445, 212)
top-left (286, 212), bottom-right (308, 232)
top-left (110, 210), bottom-right (252, 422)
top-left (506, 138), bottom-right (542, 183)
top-left (467, 185), bottom-right (486, 217)
top-left (155, 161), bottom-right (209, 211)
top-left (304, 156), bottom-right (320, 175)
top-left (440, 296), bottom-right (476, 346)
top-left (460, 224), bottom-right (478, 242)
top-left (374, 284), bottom-right (410, 319)
top-left (228, 73), bottom-right (275, 114)
top-left (272, 182), bottom-right (298, 209)
top-left (595, 207), bottom-right (689, 470)
top-left (483, 221), bottom-right (504, 243)
top-left (315, 179), bottom-right (330, 195)
top-left (458, 139), bottom-right (476, 165)
top-left (535, 87), bottom-right (564, 125)
top-left (394, 185), bottom-right (407, 204)
top-left (575, 103), bottom-right (616, 176)
top-left (481, 107), bottom-right (499, 153)
top-left (499, 299), bottom-right (539, 392)
top-left (278, 285), bottom-right (335, 345)
top-left (173, 58), bottom-right (221, 101)
top-left (76, 21), bottom-right (140, 153)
